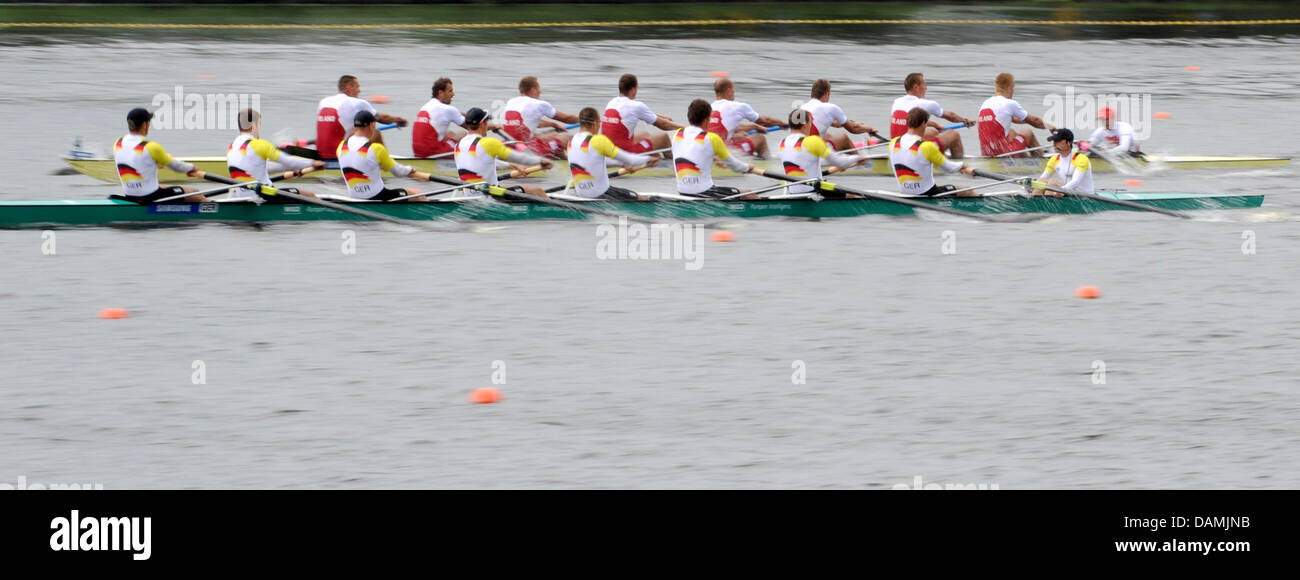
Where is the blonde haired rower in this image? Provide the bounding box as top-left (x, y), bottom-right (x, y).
top-left (976, 73), bottom-right (1055, 157)
top-left (565, 107), bottom-right (657, 200)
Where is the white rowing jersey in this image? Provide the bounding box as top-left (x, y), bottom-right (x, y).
top-left (565, 131), bottom-right (651, 198)
top-left (601, 95), bottom-right (658, 150)
top-left (502, 95), bottom-right (557, 141)
top-left (799, 98), bottom-right (847, 139)
top-left (671, 126), bottom-right (750, 195)
top-left (113, 134), bottom-right (194, 197)
top-left (707, 98), bottom-right (759, 141)
top-left (454, 134), bottom-right (542, 191)
top-left (413, 98), bottom-right (465, 157)
top-left (1088, 122), bottom-right (1139, 153)
top-left (316, 93), bottom-right (376, 160)
top-left (891, 133), bottom-right (963, 196)
top-left (778, 133), bottom-right (858, 193)
top-left (336, 135), bottom-right (413, 199)
top-left (226, 133), bottom-right (313, 200)
top-left (1039, 150), bottom-right (1094, 194)
top-left (977, 94), bottom-right (1029, 156)
top-left (889, 94), bottom-right (944, 138)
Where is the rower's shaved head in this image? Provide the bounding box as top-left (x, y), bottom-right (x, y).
top-left (687, 99), bottom-right (712, 127)
top-left (811, 79), bottom-right (831, 99)
top-left (619, 74), bottom-right (638, 95)
top-left (519, 76), bottom-right (540, 94)
top-left (713, 78), bottom-right (733, 96)
top-left (338, 75), bottom-right (358, 92)
top-left (996, 73), bottom-right (1015, 92)
top-left (907, 107), bottom-right (930, 129)
top-left (904, 73), bottom-right (925, 91)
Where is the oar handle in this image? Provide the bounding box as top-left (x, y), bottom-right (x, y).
top-left (507, 164), bottom-right (544, 179)
top-left (273, 165), bottom-right (323, 182)
top-left (746, 125), bottom-right (784, 135)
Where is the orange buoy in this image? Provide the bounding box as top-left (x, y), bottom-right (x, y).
top-left (710, 230), bottom-right (735, 242)
top-left (1074, 286), bottom-right (1101, 299)
top-left (1123, 179), bottom-right (1144, 187)
top-left (1185, 65), bottom-right (1202, 71)
top-left (368, 95), bottom-right (391, 104)
top-left (98, 307), bottom-right (130, 319)
top-left (1154, 112), bottom-right (1172, 119)
top-left (710, 71), bottom-right (729, 77)
top-left (195, 74), bottom-right (216, 79)
top-left (469, 387), bottom-right (502, 404)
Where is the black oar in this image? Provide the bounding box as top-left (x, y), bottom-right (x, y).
top-left (760, 170), bottom-right (1028, 222)
top-left (542, 162), bottom-right (657, 194)
top-left (195, 171), bottom-right (456, 230)
top-left (972, 169), bottom-right (1189, 219)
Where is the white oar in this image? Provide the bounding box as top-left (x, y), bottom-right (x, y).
top-left (719, 178), bottom-right (820, 200)
top-left (838, 141), bottom-right (891, 154)
top-left (389, 182), bottom-right (483, 202)
top-left (994, 144), bottom-right (1052, 158)
top-left (940, 177), bottom-right (1027, 197)
top-left (195, 171), bottom-right (461, 229)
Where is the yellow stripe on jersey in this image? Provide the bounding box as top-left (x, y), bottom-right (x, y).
top-left (803, 135), bottom-right (830, 159)
top-left (144, 141), bottom-right (172, 166)
top-left (1071, 152), bottom-right (1091, 173)
top-left (372, 142), bottom-right (397, 172)
top-left (590, 134), bottom-right (620, 158)
top-left (920, 141), bottom-right (948, 167)
top-left (479, 137), bottom-right (514, 161)
top-left (248, 138), bottom-right (282, 162)
top-left (707, 132), bottom-right (730, 159)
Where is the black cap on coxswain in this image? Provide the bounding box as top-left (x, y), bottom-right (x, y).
top-left (464, 107), bottom-right (490, 128)
top-left (1047, 128), bottom-right (1074, 143)
top-left (354, 110), bottom-right (377, 127)
top-left (127, 107), bottom-right (153, 130)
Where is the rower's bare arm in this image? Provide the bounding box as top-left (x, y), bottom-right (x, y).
top-left (737, 121), bottom-right (765, 134)
top-left (653, 117), bottom-right (683, 130)
top-left (377, 113), bottom-right (408, 127)
top-left (1020, 114), bottom-right (1054, 131)
top-left (552, 111), bottom-right (580, 124)
top-left (942, 111), bottom-right (974, 126)
top-left (542, 119), bottom-right (568, 131)
top-left (756, 115), bottom-right (786, 129)
top-left (844, 120), bottom-right (877, 134)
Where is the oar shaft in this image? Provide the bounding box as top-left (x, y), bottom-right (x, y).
top-left (196, 172), bottom-right (439, 227)
top-left (972, 169), bottom-right (1187, 218)
top-left (760, 170), bottom-right (1001, 222)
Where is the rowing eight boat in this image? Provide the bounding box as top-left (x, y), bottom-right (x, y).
top-left (0, 192), bottom-right (1264, 228)
top-left (60, 153), bottom-right (1293, 183)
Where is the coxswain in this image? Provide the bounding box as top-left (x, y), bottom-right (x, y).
top-left (1085, 106), bottom-right (1142, 157)
top-left (1033, 128), bottom-right (1094, 196)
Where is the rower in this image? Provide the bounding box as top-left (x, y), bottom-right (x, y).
top-left (977, 73), bottom-right (1055, 157)
top-left (672, 99), bottom-right (763, 199)
top-left (891, 108), bottom-right (977, 197)
top-left (502, 76), bottom-right (579, 159)
top-left (337, 111), bottom-right (436, 202)
top-left (316, 75), bottom-right (408, 160)
top-left (779, 108), bottom-right (865, 195)
top-left (565, 107), bottom-right (658, 200)
top-left (707, 78), bottom-right (786, 159)
top-left (799, 79), bottom-right (877, 151)
top-left (227, 109), bottom-right (325, 203)
top-left (889, 73), bottom-right (976, 158)
top-left (1085, 106), bottom-right (1143, 158)
top-left (109, 108), bottom-right (207, 204)
top-left (1033, 128), bottom-right (1094, 197)
top-left (413, 77), bottom-right (466, 158)
top-left (456, 107), bottom-right (553, 198)
top-left (601, 74), bottom-right (681, 158)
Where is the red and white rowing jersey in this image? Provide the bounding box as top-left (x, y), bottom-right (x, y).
top-left (1038, 149), bottom-right (1094, 194)
top-left (413, 98), bottom-right (465, 158)
top-left (226, 133), bottom-right (313, 199)
top-left (707, 99), bottom-right (759, 141)
top-left (1088, 122), bottom-right (1139, 153)
top-left (316, 93), bottom-right (376, 160)
top-left (890, 133), bottom-right (963, 196)
top-left (799, 98), bottom-right (847, 138)
top-left (977, 95), bottom-right (1029, 156)
top-left (889, 94), bottom-right (944, 138)
top-left (502, 95), bottom-right (557, 142)
top-left (336, 135), bottom-right (412, 199)
top-left (601, 95), bottom-right (658, 151)
top-left (778, 133), bottom-right (858, 194)
top-left (671, 126), bottom-right (750, 195)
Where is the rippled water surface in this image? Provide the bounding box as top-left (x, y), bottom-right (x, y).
top-left (1, 25), bottom-right (1298, 488)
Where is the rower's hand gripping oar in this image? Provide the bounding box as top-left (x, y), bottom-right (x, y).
top-left (971, 168), bottom-right (1189, 219)
top-left (542, 158), bottom-right (661, 194)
